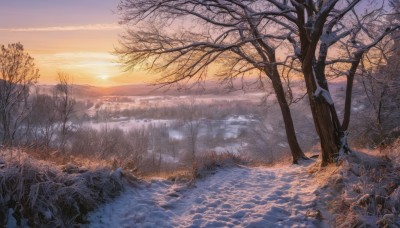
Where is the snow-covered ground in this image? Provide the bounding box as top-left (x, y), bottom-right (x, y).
top-left (87, 163), bottom-right (326, 227)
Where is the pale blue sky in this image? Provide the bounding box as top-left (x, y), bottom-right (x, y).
top-left (0, 0), bottom-right (119, 28)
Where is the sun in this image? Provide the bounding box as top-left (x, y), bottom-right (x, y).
top-left (98, 74), bottom-right (109, 80)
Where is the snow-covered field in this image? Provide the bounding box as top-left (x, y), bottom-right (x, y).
top-left (79, 115), bottom-right (265, 159)
top-left (82, 118), bottom-right (176, 131)
top-left (87, 162), bottom-right (326, 227)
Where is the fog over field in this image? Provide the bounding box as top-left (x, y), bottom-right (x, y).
top-left (27, 77), bottom-right (370, 174)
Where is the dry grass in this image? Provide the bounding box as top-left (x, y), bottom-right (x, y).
top-left (0, 148), bottom-right (135, 227)
top-left (313, 145), bottom-right (400, 227)
top-left (308, 162), bottom-right (341, 186)
top-left (381, 138), bottom-right (400, 166)
top-left (191, 152), bottom-right (247, 179)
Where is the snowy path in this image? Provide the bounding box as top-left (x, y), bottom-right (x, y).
top-left (88, 164), bottom-right (324, 227)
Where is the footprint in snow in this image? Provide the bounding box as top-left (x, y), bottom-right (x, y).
top-left (87, 165), bottom-right (326, 228)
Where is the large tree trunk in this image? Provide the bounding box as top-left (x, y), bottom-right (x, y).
top-left (270, 68), bottom-right (307, 163)
top-left (308, 95), bottom-right (339, 166)
top-left (253, 43), bottom-right (307, 163)
top-left (302, 64), bottom-right (340, 166)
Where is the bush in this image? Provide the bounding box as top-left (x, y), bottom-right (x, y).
top-left (191, 152), bottom-right (247, 179)
top-left (316, 148), bottom-right (400, 227)
top-left (0, 149), bottom-right (131, 227)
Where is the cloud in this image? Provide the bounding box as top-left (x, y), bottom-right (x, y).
top-left (0, 23), bottom-right (121, 32)
top-left (36, 52), bottom-right (121, 68)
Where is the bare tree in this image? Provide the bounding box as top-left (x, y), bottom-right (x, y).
top-left (28, 92), bottom-right (59, 148)
top-left (117, 0), bottom-right (307, 163)
top-left (0, 43), bottom-right (39, 146)
top-left (117, 0), bottom-right (399, 166)
top-left (181, 98), bottom-right (201, 162)
top-left (53, 72), bottom-right (75, 152)
top-left (359, 1), bottom-right (400, 146)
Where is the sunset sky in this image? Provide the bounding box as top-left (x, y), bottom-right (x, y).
top-left (0, 1), bottom-right (378, 87)
top-left (0, 0), bottom-right (149, 86)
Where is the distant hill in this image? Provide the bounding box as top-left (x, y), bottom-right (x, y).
top-left (36, 78), bottom-right (265, 98)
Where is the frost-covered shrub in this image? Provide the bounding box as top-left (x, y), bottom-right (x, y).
top-left (191, 152), bottom-right (247, 179)
top-left (0, 150), bottom-right (129, 227)
top-left (319, 150), bottom-right (400, 227)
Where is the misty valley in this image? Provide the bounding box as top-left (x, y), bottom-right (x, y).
top-left (24, 80), bottom-right (363, 177)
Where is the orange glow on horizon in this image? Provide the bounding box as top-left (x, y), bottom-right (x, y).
top-left (28, 50), bottom-right (153, 87)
